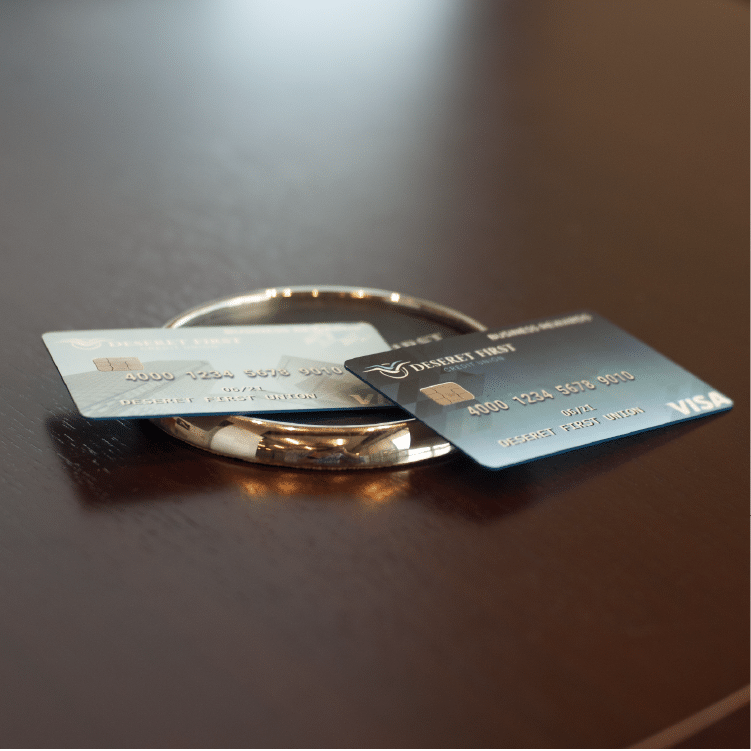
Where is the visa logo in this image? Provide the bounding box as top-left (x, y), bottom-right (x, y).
top-left (667, 391), bottom-right (732, 416)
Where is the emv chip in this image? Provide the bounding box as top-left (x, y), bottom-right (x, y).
top-left (92, 357), bottom-right (144, 372)
top-left (419, 382), bottom-right (475, 405)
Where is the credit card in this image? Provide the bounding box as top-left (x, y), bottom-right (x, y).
top-left (345, 312), bottom-right (733, 469)
top-left (43, 322), bottom-right (392, 418)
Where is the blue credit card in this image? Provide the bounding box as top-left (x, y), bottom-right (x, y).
top-left (345, 312), bottom-right (733, 469)
top-left (43, 322), bottom-right (393, 418)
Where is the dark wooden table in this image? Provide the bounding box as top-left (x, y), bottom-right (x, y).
top-left (1, 1), bottom-right (747, 747)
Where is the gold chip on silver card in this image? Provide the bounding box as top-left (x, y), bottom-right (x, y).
top-left (419, 382), bottom-right (475, 405)
top-left (92, 357), bottom-right (144, 372)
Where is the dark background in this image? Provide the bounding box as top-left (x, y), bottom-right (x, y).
top-left (0, 1), bottom-right (747, 747)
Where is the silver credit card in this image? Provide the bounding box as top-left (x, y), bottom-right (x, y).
top-left (345, 311), bottom-right (733, 469)
top-left (43, 322), bottom-right (392, 418)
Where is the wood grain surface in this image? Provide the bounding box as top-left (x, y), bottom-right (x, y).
top-left (0, 1), bottom-right (747, 747)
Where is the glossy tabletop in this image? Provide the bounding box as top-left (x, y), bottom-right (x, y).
top-left (0, 1), bottom-right (748, 747)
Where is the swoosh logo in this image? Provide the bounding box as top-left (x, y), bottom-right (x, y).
top-left (57, 338), bottom-right (110, 350)
top-left (362, 360), bottom-right (411, 379)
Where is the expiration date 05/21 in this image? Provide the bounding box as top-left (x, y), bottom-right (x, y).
top-left (121, 366), bottom-right (346, 382)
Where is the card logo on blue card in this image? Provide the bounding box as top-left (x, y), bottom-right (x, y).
top-left (362, 360), bottom-right (412, 379)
